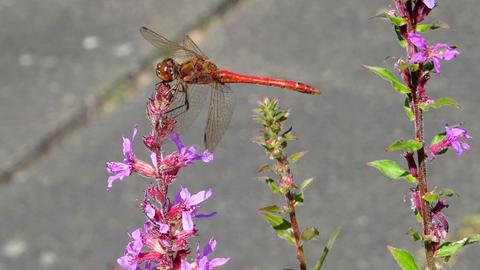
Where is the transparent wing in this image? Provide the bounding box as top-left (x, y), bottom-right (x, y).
top-left (182, 35), bottom-right (208, 59)
top-left (166, 84), bottom-right (209, 135)
top-left (204, 84), bottom-right (235, 151)
top-left (140, 27), bottom-right (205, 60)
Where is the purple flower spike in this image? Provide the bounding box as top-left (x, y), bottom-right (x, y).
top-left (106, 126), bottom-right (138, 189)
top-left (422, 0), bottom-right (435, 9)
top-left (170, 132), bottom-right (214, 164)
top-left (408, 33), bottom-right (459, 74)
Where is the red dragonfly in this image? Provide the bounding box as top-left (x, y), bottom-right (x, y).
top-left (140, 26), bottom-right (320, 151)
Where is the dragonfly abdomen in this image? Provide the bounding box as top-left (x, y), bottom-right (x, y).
top-left (215, 70), bottom-right (320, 94)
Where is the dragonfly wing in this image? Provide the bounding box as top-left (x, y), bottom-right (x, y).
top-left (140, 27), bottom-right (205, 60)
top-left (182, 35), bottom-right (208, 59)
top-left (166, 84), bottom-right (209, 135)
top-left (204, 84), bottom-right (235, 152)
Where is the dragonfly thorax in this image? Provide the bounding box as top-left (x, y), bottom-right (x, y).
top-left (156, 58), bottom-right (179, 83)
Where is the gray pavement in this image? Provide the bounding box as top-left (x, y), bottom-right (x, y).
top-left (0, 0), bottom-right (225, 178)
top-left (1, 0), bottom-right (479, 269)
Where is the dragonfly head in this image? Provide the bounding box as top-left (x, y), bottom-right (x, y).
top-left (156, 58), bottom-right (179, 82)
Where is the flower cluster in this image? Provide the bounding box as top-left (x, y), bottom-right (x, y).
top-left (116, 186), bottom-right (227, 270)
top-left (106, 82), bottom-right (228, 269)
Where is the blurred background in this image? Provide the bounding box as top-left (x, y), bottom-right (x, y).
top-left (0, 0), bottom-right (479, 269)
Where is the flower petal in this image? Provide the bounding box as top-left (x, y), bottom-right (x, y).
top-left (422, 0), bottom-right (436, 9)
top-left (106, 162), bottom-right (131, 189)
top-left (209, 257), bottom-right (230, 268)
top-left (170, 132), bottom-right (185, 152)
top-left (145, 204), bottom-right (155, 219)
top-left (182, 211), bottom-right (194, 231)
top-left (201, 150), bottom-right (214, 162)
top-left (181, 259), bottom-right (193, 270)
top-left (179, 186), bottom-right (191, 201)
top-left (123, 126), bottom-right (138, 158)
top-left (150, 152), bottom-right (158, 169)
top-left (203, 237), bottom-right (216, 257)
top-left (433, 44), bottom-right (459, 61)
top-left (409, 52), bottom-right (428, 64)
top-left (188, 188), bottom-right (213, 206)
top-left (431, 57), bottom-right (441, 74)
top-left (408, 33), bottom-right (428, 50)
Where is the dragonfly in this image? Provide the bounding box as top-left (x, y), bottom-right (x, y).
top-left (140, 26), bottom-right (320, 151)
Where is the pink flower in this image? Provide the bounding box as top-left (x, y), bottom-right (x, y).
top-left (430, 124), bottom-right (472, 157)
top-left (106, 126), bottom-right (156, 189)
top-left (408, 33), bottom-right (459, 74)
top-left (117, 228), bottom-right (144, 270)
top-left (172, 187), bottom-right (215, 231)
top-left (181, 238), bottom-right (229, 270)
top-left (106, 126), bottom-right (138, 189)
top-left (159, 133), bottom-right (213, 184)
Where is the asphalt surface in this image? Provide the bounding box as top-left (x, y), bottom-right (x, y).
top-left (1, 0), bottom-right (479, 269)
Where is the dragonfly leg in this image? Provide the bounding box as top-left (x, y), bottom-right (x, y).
top-left (165, 84), bottom-right (190, 117)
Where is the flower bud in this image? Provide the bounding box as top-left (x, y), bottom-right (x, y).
top-left (132, 159), bottom-right (156, 179)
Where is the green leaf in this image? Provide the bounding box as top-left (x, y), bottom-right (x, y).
top-left (258, 212), bottom-right (295, 245)
top-left (368, 160), bottom-right (417, 183)
top-left (395, 26), bottom-right (408, 47)
top-left (258, 205), bottom-right (281, 214)
top-left (404, 106), bottom-right (415, 121)
top-left (404, 96), bottom-right (415, 121)
top-left (430, 133), bottom-right (446, 146)
top-left (439, 188), bottom-right (456, 197)
top-left (251, 135), bottom-right (265, 145)
top-left (389, 16), bottom-right (407, 26)
top-left (388, 246), bottom-right (420, 270)
top-left (257, 163), bottom-right (272, 173)
top-left (423, 192), bottom-right (439, 203)
top-left (371, 11), bottom-right (406, 26)
top-left (420, 97), bottom-right (460, 111)
top-left (364, 65), bottom-right (411, 94)
top-left (386, 139), bottom-right (423, 152)
top-left (407, 228), bottom-right (423, 242)
top-left (312, 225), bottom-right (342, 270)
top-left (301, 227), bottom-right (320, 242)
top-left (436, 234), bottom-right (480, 257)
top-left (294, 192), bottom-right (304, 206)
top-left (416, 24), bottom-right (431, 33)
top-left (260, 177), bottom-right (282, 195)
top-left (416, 21), bottom-right (450, 33)
top-left (300, 177), bottom-right (315, 191)
top-left (288, 151), bottom-right (307, 164)
top-left (413, 208), bottom-right (423, 225)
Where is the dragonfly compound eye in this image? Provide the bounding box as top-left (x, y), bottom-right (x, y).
top-left (156, 58), bottom-right (178, 82)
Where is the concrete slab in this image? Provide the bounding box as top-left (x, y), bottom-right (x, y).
top-left (0, 0), bottom-right (225, 177)
top-left (1, 0), bottom-right (479, 269)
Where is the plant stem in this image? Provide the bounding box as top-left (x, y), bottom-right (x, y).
top-left (413, 94), bottom-right (436, 270)
top-left (286, 191), bottom-right (307, 270)
top-left (406, 2), bottom-right (436, 268)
